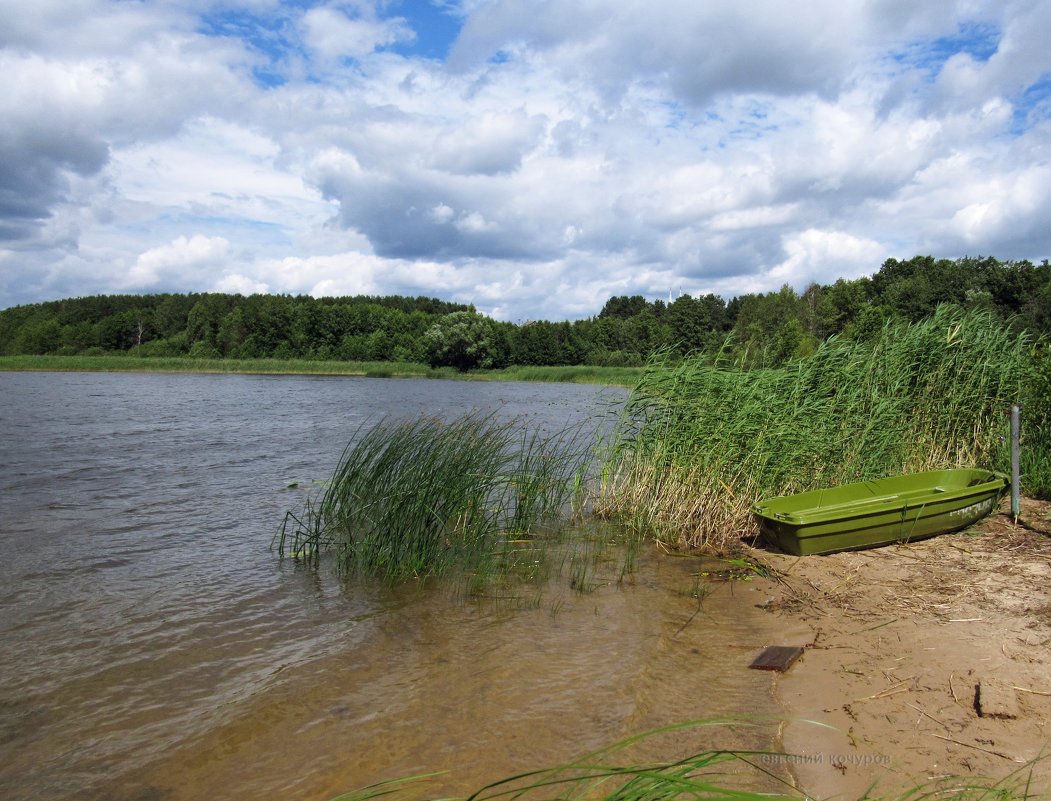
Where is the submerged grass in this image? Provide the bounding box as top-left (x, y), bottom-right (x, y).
top-left (596, 308), bottom-right (1044, 551)
top-left (276, 412), bottom-right (596, 581)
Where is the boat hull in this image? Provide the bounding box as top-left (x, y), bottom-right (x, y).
top-left (751, 468), bottom-right (1008, 556)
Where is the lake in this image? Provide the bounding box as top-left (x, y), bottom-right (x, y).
top-left (0, 371), bottom-right (788, 801)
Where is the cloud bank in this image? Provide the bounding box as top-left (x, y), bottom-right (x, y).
top-left (1, 0), bottom-right (1048, 320)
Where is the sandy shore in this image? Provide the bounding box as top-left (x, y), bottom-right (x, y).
top-left (745, 496), bottom-right (1051, 799)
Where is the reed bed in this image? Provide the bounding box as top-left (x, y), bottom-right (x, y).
top-left (479, 364), bottom-right (645, 386)
top-left (276, 413), bottom-right (594, 581)
top-left (1020, 345), bottom-right (1051, 500)
top-left (596, 308), bottom-right (1040, 552)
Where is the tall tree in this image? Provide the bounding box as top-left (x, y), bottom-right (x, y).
top-left (424, 311), bottom-right (506, 371)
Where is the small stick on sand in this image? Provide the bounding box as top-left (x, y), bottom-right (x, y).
top-left (931, 734), bottom-right (1024, 763)
top-left (948, 672), bottom-right (959, 703)
top-left (908, 702), bottom-right (949, 730)
top-left (855, 677), bottom-right (914, 702)
top-left (854, 617), bottom-right (898, 634)
top-left (855, 686), bottom-right (910, 702)
top-left (1013, 686), bottom-right (1051, 696)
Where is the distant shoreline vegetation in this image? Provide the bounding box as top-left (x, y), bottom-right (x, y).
top-left (0, 354), bottom-right (644, 386)
top-left (1, 256), bottom-right (1048, 372)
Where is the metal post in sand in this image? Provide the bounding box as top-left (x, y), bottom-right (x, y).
top-left (1010, 403), bottom-right (1020, 522)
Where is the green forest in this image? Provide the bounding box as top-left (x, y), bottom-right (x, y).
top-left (1, 255), bottom-right (1049, 370)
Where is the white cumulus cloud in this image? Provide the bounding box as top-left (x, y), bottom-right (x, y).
top-left (1, 0), bottom-right (1049, 320)
top-left (126, 235), bottom-right (232, 289)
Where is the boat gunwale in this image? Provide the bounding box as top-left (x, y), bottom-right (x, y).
top-left (750, 470), bottom-right (1008, 531)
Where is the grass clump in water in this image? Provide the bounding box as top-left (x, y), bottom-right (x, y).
top-left (276, 412), bottom-right (593, 581)
top-left (597, 307), bottom-right (1041, 552)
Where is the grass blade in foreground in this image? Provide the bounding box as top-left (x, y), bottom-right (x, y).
top-left (327, 722), bottom-right (1047, 801)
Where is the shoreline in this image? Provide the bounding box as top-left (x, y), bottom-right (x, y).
top-left (0, 355), bottom-right (642, 386)
top-left (750, 496), bottom-right (1051, 798)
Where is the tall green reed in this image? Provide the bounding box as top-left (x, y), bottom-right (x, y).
top-left (1020, 342), bottom-right (1051, 500)
top-left (597, 307), bottom-right (1039, 551)
top-left (276, 412), bottom-right (594, 581)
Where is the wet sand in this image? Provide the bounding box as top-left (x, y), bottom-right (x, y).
top-left (748, 496), bottom-right (1051, 799)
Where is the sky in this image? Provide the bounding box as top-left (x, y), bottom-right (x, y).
top-left (1, 0), bottom-right (1049, 322)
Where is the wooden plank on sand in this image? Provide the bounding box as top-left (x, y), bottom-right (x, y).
top-left (975, 680), bottom-right (1020, 719)
top-left (749, 645), bottom-right (804, 672)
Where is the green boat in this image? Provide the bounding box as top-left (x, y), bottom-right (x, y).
top-left (752, 468), bottom-right (1008, 556)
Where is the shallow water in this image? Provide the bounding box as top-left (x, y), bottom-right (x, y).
top-left (0, 372), bottom-right (786, 801)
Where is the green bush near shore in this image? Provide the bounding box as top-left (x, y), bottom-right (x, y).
top-left (596, 307), bottom-right (1048, 550)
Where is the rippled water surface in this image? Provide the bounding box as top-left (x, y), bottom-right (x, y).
top-left (0, 372), bottom-right (787, 801)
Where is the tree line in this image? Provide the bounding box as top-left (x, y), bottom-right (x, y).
top-left (1, 255), bottom-right (1048, 370)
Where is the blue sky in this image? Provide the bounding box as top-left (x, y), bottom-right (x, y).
top-left (388, 1), bottom-right (462, 59)
top-left (1, 0), bottom-right (1049, 321)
